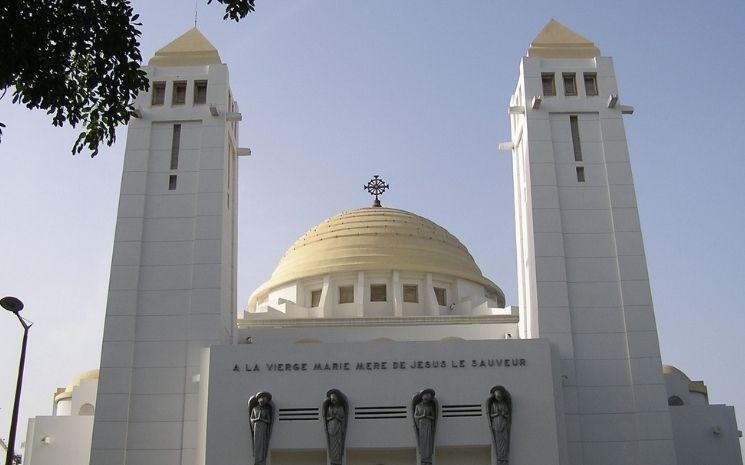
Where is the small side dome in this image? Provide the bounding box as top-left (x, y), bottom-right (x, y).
top-left (662, 365), bottom-right (690, 380)
top-left (54, 369), bottom-right (99, 402)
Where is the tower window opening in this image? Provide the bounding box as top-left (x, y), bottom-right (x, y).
top-left (310, 289), bottom-right (322, 308)
top-left (194, 80), bottom-right (208, 104)
top-left (570, 115), bottom-right (582, 161)
top-left (434, 287), bottom-right (447, 306)
top-left (168, 175), bottom-right (177, 190)
top-left (338, 286), bottom-right (354, 304)
top-left (668, 395), bottom-right (684, 406)
top-left (151, 81), bottom-right (166, 105)
top-left (170, 124), bottom-right (181, 169)
top-left (541, 73), bottom-right (556, 96)
top-left (576, 166), bottom-right (586, 182)
top-left (79, 403), bottom-right (95, 416)
top-left (563, 73), bottom-right (577, 96)
top-left (403, 284), bottom-right (419, 303)
top-left (370, 284), bottom-right (387, 302)
top-left (584, 73), bottom-right (598, 96)
top-left (172, 81), bottom-right (187, 105)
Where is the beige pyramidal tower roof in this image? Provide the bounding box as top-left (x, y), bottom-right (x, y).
top-left (148, 27), bottom-right (222, 67)
top-left (528, 19), bottom-right (600, 59)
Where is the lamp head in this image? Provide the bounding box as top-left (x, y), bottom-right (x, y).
top-left (1, 296), bottom-right (24, 313)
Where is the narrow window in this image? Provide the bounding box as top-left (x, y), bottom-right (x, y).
top-left (170, 124), bottom-right (181, 169)
top-left (576, 166), bottom-right (586, 182)
top-left (194, 80), bottom-right (208, 104)
top-left (434, 287), bottom-right (447, 306)
top-left (541, 73), bottom-right (556, 96)
top-left (563, 73), bottom-right (577, 96)
top-left (370, 284), bottom-right (387, 302)
top-left (151, 82), bottom-right (165, 105)
top-left (172, 81), bottom-right (187, 105)
top-left (168, 175), bottom-right (177, 190)
top-left (583, 73), bottom-right (598, 96)
top-left (310, 289), bottom-right (322, 308)
top-left (403, 284), bottom-right (419, 303)
top-left (569, 116), bottom-right (582, 161)
top-left (338, 286), bottom-right (354, 304)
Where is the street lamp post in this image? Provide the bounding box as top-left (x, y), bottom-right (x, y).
top-left (1, 297), bottom-right (30, 465)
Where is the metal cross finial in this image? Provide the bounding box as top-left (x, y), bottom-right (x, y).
top-left (363, 175), bottom-right (390, 207)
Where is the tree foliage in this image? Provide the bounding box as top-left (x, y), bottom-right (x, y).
top-left (208, 0), bottom-right (256, 21)
top-left (0, 0), bottom-right (256, 157)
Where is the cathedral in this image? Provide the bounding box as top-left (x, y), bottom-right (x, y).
top-left (19, 20), bottom-right (742, 465)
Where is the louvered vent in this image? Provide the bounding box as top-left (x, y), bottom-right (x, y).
top-left (278, 407), bottom-right (319, 421)
top-left (441, 404), bottom-right (482, 418)
top-left (354, 406), bottom-right (407, 420)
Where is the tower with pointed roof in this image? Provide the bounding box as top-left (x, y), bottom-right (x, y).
top-left (89, 28), bottom-right (244, 465)
top-left (508, 19), bottom-right (677, 465)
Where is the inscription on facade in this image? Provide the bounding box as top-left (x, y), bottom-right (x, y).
top-left (233, 358), bottom-right (527, 373)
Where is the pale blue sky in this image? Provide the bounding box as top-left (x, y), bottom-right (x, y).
top-left (1, 0), bottom-right (744, 455)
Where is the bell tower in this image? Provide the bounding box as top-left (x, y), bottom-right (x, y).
top-left (508, 20), bottom-right (677, 465)
top-left (90, 28), bottom-right (243, 465)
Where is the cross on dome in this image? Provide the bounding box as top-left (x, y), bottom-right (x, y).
top-left (363, 175), bottom-right (390, 207)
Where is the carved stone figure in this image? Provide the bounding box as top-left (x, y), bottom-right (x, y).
top-left (323, 389), bottom-right (348, 465)
top-left (487, 386), bottom-right (512, 464)
top-left (412, 388), bottom-right (438, 465)
top-left (248, 392), bottom-right (274, 465)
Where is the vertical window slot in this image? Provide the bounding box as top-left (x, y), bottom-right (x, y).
top-left (194, 80), bottom-right (208, 104)
top-left (434, 287), bottom-right (447, 306)
top-left (168, 175), bottom-right (178, 190)
top-left (576, 166), bottom-right (586, 182)
top-left (170, 124), bottom-right (181, 170)
top-left (152, 82), bottom-right (166, 105)
top-left (563, 73), bottom-right (577, 96)
top-left (310, 290), bottom-right (322, 308)
top-left (172, 81), bottom-right (187, 104)
top-left (570, 116), bottom-right (582, 161)
top-left (338, 286), bottom-right (354, 304)
top-left (584, 73), bottom-right (598, 96)
top-left (541, 73), bottom-right (556, 96)
top-left (403, 285), bottom-right (419, 303)
top-left (370, 284), bottom-right (387, 302)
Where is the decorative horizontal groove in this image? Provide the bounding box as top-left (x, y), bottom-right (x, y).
top-left (442, 413), bottom-right (482, 418)
top-left (442, 404), bottom-right (481, 409)
top-left (239, 314), bottom-right (518, 328)
top-left (354, 415), bottom-right (407, 420)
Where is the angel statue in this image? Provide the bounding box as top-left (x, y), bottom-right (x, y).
top-left (487, 385), bottom-right (512, 464)
top-left (411, 388), bottom-right (438, 465)
top-left (323, 389), bottom-right (349, 465)
top-left (248, 391), bottom-right (274, 465)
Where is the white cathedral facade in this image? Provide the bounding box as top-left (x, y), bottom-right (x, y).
top-left (20, 20), bottom-right (742, 465)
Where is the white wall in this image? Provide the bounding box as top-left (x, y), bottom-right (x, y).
top-left (22, 416), bottom-right (93, 465)
top-left (511, 53), bottom-right (675, 465)
top-left (200, 338), bottom-right (564, 465)
top-left (669, 405), bottom-right (743, 465)
top-left (90, 59), bottom-right (240, 465)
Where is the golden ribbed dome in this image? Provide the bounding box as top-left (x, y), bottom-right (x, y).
top-left (249, 207), bottom-right (504, 306)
